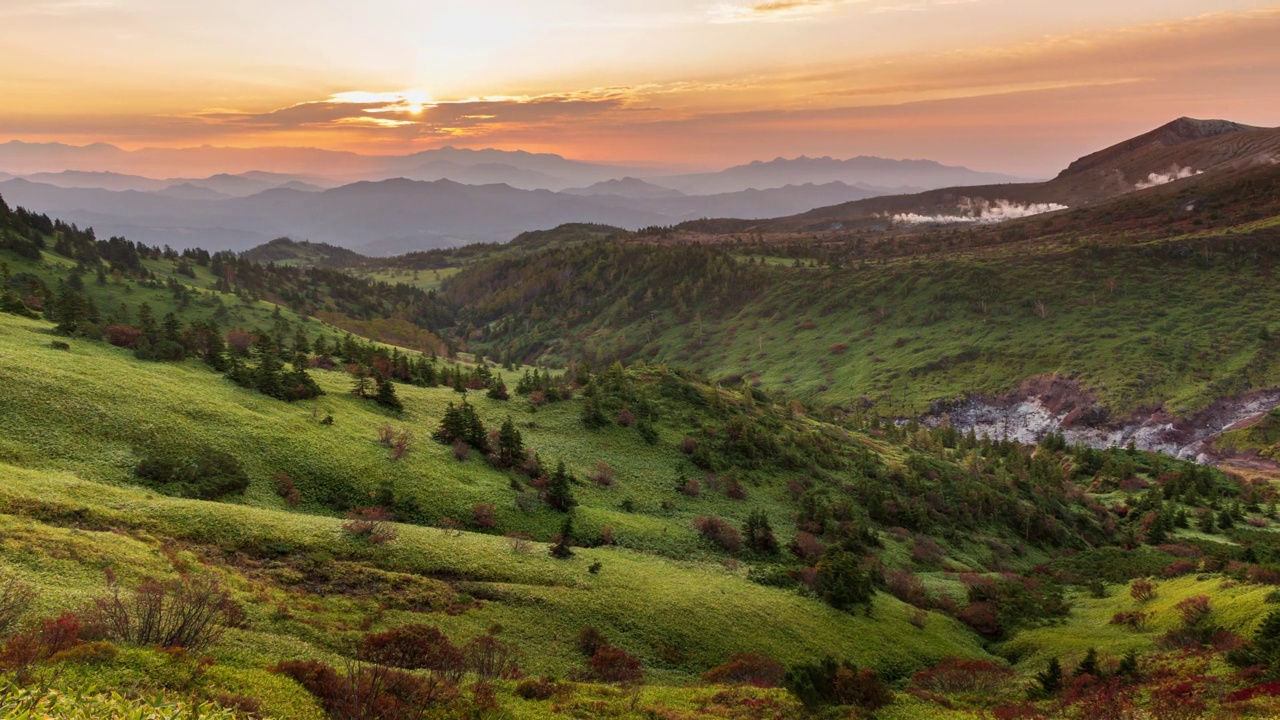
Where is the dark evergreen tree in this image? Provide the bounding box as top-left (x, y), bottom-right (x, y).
top-left (550, 516), bottom-right (575, 559)
top-left (743, 510), bottom-right (779, 554)
top-left (374, 376), bottom-right (403, 411)
top-left (546, 461), bottom-right (577, 512)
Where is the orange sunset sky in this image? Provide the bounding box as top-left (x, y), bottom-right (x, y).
top-left (1, 0), bottom-right (1278, 175)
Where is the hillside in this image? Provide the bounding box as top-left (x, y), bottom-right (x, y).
top-left (755, 118), bottom-right (1280, 231)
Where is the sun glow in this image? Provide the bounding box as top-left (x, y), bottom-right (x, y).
top-left (329, 89), bottom-right (433, 115)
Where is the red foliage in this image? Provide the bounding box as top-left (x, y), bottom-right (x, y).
top-left (225, 330), bottom-right (255, 356)
top-left (678, 478), bottom-right (701, 497)
top-left (1130, 579), bottom-right (1156, 602)
top-left (361, 624), bottom-right (465, 682)
top-left (834, 666), bottom-right (893, 710)
top-left (342, 507), bottom-right (398, 545)
top-left (615, 408), bottom-right (635, 427)
top-left (1248, 565), bottom-right (1280, 585)
top-left (679, 437), bottom-right (698, 454)
top-left (789, 531), bottom-right (824, 564)
top-left (1163, 561), bottom-right (1197, 578)
top-left (702, 653), bottom-right (785, 688)
top-left (465, 634), bottom-right (521, 680)
top-left (724, 479), bottom-right (748, 500)
top-left (911, 534), bottom-right (945, 565)
top-left (1174, 595), bottom-right (1211, 626)
top-left (692, 515), bottom-right (742, 552)
top-left (910, 658), bottom-right (1015, 694)
top-left (588, 462), bottom-right (616, 487)
top-left (471, 502), bottom-right (496, 529)
top-left (885, 570), bottom-right (931, 609)
top-left (957, 602), bottom-right (1002, 637)
top-left (1225, 681), bottom-right (1280, 703)
top-left (828, 343), bottom-right (850, 355)
top-left (104, 324), bottom-right (143, 348)
top-left (589, 644), bottom-right (643, 684)
top-left (1109, 610), bottom-right (1150, 630)
top-left (272, 473), bottom-right (300, 507)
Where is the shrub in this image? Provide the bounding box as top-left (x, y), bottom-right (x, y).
top-left (506, 532), bottom-right (532, 554)
top-left (134, 446), bottom-right (249, 500)
top-left (1110, 611), bottom-right (1150, 630)
top-left (578, 627), bottom-right (608, 657)
top-left (0, 611), bottom-right (90, 680)
top-left (589, 462), bottom-right (616, 487)
top-left (1174, 595), bottom-right (1212, 627)
top-left (104, 324), bottom-right (142, 348)
top-left (360, 624), bottom-right (465, 682)
top-left (470, 502), bottom-right (496, 529)
top-left (90, 575), bottom-right (243, 651)
top-left (515, 676), bottom-right (564, 700)
top-left (911, 534), bottom-right (945, 565)
top-left (1130, 579), bottom-right (1156, 602)
top-left (271, 472), bottom-right (300, 507)
top-left (342, 507), bottom-right (398, 545)
top-left (725, 480), bottom-right (748, 500)
top-left (785, 658), bottom-right (891, 711)
top-left (589, 644), bottom-right (643, 684)
top-left (1164, 561), bottom-right (1196, 578)
top-left (693, 515), bottom-right (742, 552)
top-left (465, 634), bottom-right (520, 680)
top-left (678, 477), bottom-right (701, 497)
top-left (957, 602), bottom-right (1003, 637)
top-left (451, 438), bottom-right (471, 461)
top-left (910, 658), bottom-right (1015, 695)
top-left (273, 658), bottom-right (456, 720)
top-left (789, 532), bottom-right (824, 563)
top-left (615, 408), bottom-right (635, 427)
top-left (702, 653), bottom-right (785, 687)
top-left (0, 570), bottom-right (35, 638)
top-left (885, 570), bottom-right (930, 609)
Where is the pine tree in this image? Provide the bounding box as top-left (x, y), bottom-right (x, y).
top-left (497, 416), bottom-right (525, 468)
top-left (550, 516), bottom-right (575, 559)
top-left (351, 365), bottom-right (372, 398)
top-left (546, 461), bottom-right (577, 512)
top-left (1036, 658), bottom-right (1063, 694)
top-left (374, 377), bottom-right (403, 411)
top-left (1074, 648), bottom-right (1100, 678)
top-left (487, 377), bottom-right (509, 401)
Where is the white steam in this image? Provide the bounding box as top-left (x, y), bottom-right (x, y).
top-left (1135, 166), bottom-right (1201, 190)
top-left (891, 198), bottom-right (1068, 225)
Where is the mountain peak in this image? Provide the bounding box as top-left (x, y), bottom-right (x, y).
top-left (1058, 117), bottom-right (1260, 179)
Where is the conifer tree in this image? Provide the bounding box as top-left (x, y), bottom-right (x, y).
top-left (550, 516), bottom-right (575, 559)
top-left (546, 461), bottom-right (577, 512)
top-left (374, 376), bottom-right (403, 411)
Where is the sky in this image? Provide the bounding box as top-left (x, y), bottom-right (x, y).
top-left (1, 0), bottom-right (1278, 175)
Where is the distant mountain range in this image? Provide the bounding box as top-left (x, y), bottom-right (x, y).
top-left (0, 175), bottom-right (882, 254)
top-left (0, 140), bottom-right (1026, 194)
top-left (0, 139), bottom-right (1039, 252)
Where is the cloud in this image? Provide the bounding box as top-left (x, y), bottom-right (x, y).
top-left (0, 0), bottom-right (117, 17)
top-left (708, 0), bottom-right (972, 23)
top-left (188, 89), bottom-right (635, 140)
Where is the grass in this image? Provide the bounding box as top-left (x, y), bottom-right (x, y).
top-left (0, 309), bottom-right (999, 716)
top-left (1002, 575), bottom-right (1274, 673)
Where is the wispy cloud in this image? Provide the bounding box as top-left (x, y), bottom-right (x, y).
top-left (708, 0), bottom-right (973, 23)
top-left (0, 0), bottom-right (117, 17)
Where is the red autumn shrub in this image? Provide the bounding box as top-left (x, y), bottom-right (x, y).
top-left (225, 331), bottom-right (254, 356)
top-left (89, 575), bottom-right (243, 651)
top-left (104, 324), bottom-right (143, 349)
top-left (724, 480), bottom-right (748, 500)
top-left (693, 515), bottom-right (742, 552)
top-left (911, 534), bottom-right (945, 565)
top-left (589, 462), bottom-right (616, 487)
top-left (789, 531), bottom-right (824, 564)
top-left (1174, 595), bottom-right (1212, 626)
top-left (678, 478), bottom-right (702, 497)
top-left (1130, 579), bottom-right (1156, 602)
top-left (271, 473), bottom-right (300, 507)
top-left (828, 343), bottom-right (850, 355)
top-left (680, 437), bottom-right (698, 454)
top-left (834, 666), bottom-right (893, 710)
top-left (1163, 561), bottom-right (1196, 578)
top-left (1109, 611), bottom-right (1150, 630)
top-left (342, 507), bottom-right (398, 545)
top-left (910, 658), bottom-right (1015, 694)
top-left (471, 502), bottom-right (496, 529)
top-left (702, 653), bottom-right (785, 687)
top-left (515, 676), bottom-right (565, 700)
top-left (615, 408), bottom-right (635, 427)
top-left (465, 634), bottom-right (521, 680)
top-left (957, 602), bottom-right (1002, 637)
top-left (885, 570), bottom-right (931, 609)
top-left (589, 644), bottom-right (643, 684)
top-left (361, 624), bottom-right (465, 682)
